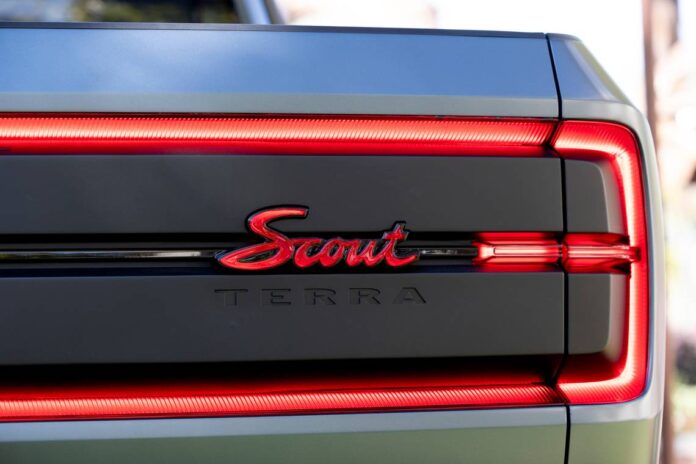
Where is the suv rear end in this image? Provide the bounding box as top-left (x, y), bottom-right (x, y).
top-left (0, 23), bottom-right (664, 463)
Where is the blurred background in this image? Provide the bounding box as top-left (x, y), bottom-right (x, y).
top-left (0, 0), bottom-right (693, 461)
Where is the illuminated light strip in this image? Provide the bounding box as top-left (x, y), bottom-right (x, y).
top-left (472, 233), bottom-right (639, 271)
top-left (473, 233), bottom-right (561, 266)
top-left (565, 243), bottom-right (637, 261)
top-left (552, 121), bottom-right (649, 404)
top-left (563, 243), bottom-right (639, 272)
top-left (470, 124), bottom-right (650, 404)
top-left (0, 385), bottom-right (561, 422)
top-left (0, 116), bottom-right (555, 156)
top-left (0, 117), bottom-right (649, 421)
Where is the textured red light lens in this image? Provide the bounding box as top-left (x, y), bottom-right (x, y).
top-left (0, 116), bottom-right (554, 156)
top-left (0, 385), bottom-right (561, 422)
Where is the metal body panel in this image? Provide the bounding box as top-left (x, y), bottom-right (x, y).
top-left (0, 408), bottom-right (567, 464)
top-left (0, 25), bottom-right (558, 117)
top-left (567, 418), bottom-right (660, 464)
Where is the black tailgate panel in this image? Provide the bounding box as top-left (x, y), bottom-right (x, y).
top-left (0, 154), bottom-right (564, 364)
top-left (0, 155), bottom-right (562, 234)
top-left (0, 272), bottom-right (563, 365)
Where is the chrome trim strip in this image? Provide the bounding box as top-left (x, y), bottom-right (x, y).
top-left (0, 250), bottom-right (217, 261)
top-left (0, 247), bottom-right (477, 262)
top-left (403, 247), bottom-right (477, 258)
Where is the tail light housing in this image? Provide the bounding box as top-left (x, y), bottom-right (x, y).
top-left (0, 116), bottom-right (649, 420)
top-left (553, 121), bottom-right (649, 404)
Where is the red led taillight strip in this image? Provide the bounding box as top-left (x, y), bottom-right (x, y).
top-left (0, 116), bottom-right (554, 155)
top-left (473, 233), bottom-right (639, 271)
top-left (0, 117), bottom-right (649, 421)
top-left (564, 233), bottom-right (640, 272)
top-left (473, 122), bottom-right (649, 404)
top-left (553, 121), bottom-right (649, 404)
top-left (473, 233), bottom-right (561, 267)
top-left (0, 385), bottom-right (560, 422)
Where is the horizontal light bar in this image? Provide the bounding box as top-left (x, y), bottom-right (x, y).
top-left (473, 233), bottom-right (639, 271)
top-left (0, 116), bottom-right (555, 156)
top-left (0, 385), bottom-right (561, 422)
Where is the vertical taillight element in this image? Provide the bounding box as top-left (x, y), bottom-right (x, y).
top-left (552, 121), bottom-right (649, 404)
top-left (471, 122), bottom-right (649, 404)
top-left (0, 116), bottom-right (650, 421)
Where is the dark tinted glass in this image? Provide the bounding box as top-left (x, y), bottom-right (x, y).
top-left (0, 0), bottom-right (238, 23)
